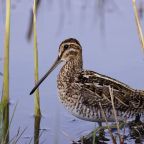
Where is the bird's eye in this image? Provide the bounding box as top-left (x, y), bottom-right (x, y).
top-left (64, 44), bottom-right (69, 49)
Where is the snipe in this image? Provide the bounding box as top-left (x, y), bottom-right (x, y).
top-left (30, 38), bottom-right (144, 122)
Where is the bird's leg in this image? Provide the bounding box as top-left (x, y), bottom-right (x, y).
top-left (135, 114), bottom-right (141, 123)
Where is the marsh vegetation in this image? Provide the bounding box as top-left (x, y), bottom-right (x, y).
top-left (0, 0), bottom-right (144, 143)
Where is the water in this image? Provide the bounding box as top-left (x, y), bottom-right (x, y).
top-left (0, 0), bottom-right (144, 143)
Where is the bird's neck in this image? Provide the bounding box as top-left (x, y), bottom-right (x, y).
top-left (58, 56), bottom-right (83, 82)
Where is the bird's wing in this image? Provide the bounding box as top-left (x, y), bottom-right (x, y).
top-left (76, 70), bottom-right (135, 109)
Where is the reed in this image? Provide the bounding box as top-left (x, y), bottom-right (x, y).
top-left (2, 104), bottom-right (17, 144)
top-left (34, 116), bottom-right (41, 144)
top-left (99, 102), bottom-right (116, 144)
top-left (109, 86), bottom-right (122, 143)
top-left (132, 0), bottom-right (144, 50)
top-left (0, 102), bottom-right (3, 143)
top-left (33, 0), bottom-right (41, 117)
top-left (2, 0), bottom-right (10, 105)
top-left (1, 0), bottom-right (11, 143)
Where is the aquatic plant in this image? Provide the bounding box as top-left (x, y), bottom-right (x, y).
top-left (132, 0), bottom-right (144, 50)
top-left (33, 0), bottom-right (41, 117)
top-left (0, 102), bottom-right (3, 143)
top-left (1, 0), bottom-right (11, 143)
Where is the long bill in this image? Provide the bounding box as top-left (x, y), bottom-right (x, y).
top-left (30, 56), bottom-right (61, 95)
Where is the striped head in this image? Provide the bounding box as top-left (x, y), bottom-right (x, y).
top-left (30, 38), bottom-right (82, 95)
top-left (58, 38), bottom-right (82, 61)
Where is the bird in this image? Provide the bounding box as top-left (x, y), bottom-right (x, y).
top-left (30, 38), bottom-right (144, 122)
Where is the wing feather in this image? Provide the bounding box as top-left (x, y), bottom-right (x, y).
top-left (76, 70), bottom-right (134, 110)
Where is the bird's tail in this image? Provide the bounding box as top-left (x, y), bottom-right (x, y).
top-left (138, 90), bottom-right (144, 96)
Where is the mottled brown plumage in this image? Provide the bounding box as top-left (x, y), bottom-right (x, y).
top-left (30, 38), bottom-right (144, 122)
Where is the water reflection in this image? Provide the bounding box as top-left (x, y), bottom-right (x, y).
top-left (129, 120), bottom-right (144, 144)
top-left (2, 103), bottom-right (9, 144)
top-left (34, 116), bottom-right (41, 144)
top-left (27, 0), bottom-right (41, 40)
top-left (138, 0), bottom-right (144, 19)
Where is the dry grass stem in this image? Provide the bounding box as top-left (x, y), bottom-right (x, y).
top-left (10, 127), bottom-right (27, 144)
top-left (109, 86), bottom-right (123, 143)
top-left (132, 0), bottom-right (144, 50)
top-left (99, 102), bottom-right (116, 144)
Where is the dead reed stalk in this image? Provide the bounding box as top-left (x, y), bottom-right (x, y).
top-left (132, 0), bottom-right (144, 50)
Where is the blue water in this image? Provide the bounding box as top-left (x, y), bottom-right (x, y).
top-left (0, 0), bottom-right (144, 143)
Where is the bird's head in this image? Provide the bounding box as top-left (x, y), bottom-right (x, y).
top-left (30, 38), bottom-right (82, 95)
